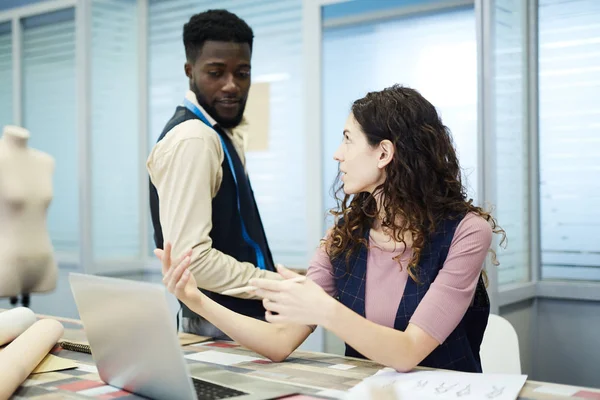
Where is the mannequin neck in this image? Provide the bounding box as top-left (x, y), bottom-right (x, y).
top-left (2, 126), bottom-right (30, 149)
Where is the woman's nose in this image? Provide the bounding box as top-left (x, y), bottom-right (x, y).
top-left (333, 144), bottom-right (343, 162)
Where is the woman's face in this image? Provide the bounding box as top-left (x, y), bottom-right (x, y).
top-left (333, 113), bottom-right (388, 195)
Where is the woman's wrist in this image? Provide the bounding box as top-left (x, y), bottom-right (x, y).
top-left (182, 290), bottom-right (205, 312)
top-left (319, 295), bottom-right (340, 329)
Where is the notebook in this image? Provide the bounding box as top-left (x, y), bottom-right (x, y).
top-left (59, 329), bottom-right (211, 354)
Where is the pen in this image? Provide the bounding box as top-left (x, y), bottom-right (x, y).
top-left (221, 276), bottom-right (306, 296)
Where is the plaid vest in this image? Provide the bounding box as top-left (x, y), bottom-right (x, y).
top-left (332, 216), bottom-right (489, 373)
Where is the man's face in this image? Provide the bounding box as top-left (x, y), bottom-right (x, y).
top-left (185, 40), bottom-right (251, 129)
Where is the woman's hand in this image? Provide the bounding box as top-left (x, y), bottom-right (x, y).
top-left (250, 264), bottom-right (337, 327)
top-left (154, 242), bottom-right (201, 304)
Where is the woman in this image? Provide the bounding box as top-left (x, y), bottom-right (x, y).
top-left (159, 85), bottom-right (505, 373)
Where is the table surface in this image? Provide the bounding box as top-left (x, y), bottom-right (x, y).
top-left (12, 321), bottom-right (600, 400)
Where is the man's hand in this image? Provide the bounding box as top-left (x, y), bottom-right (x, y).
top-left (155, 242), bottom-right (201, 304)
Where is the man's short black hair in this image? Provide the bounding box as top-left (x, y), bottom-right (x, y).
top-left (183, 9), bottom-right (254, 62)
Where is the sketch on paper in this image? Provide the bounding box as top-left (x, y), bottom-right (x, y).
top-left (456, 384), bottom-right (471, 397)
top-left (345, 369), bottom-right (527, 400)
top-left (487, 386), bottom-right (505, 398)
top-left (435, 382), bottom-right (458, 394)
top-left (415, 380), bottom-right (428, 390)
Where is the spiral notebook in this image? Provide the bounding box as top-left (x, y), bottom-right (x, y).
top-left (59, 330), bottom-right (211, 355)
top-left (59, 340), bottom-right (92, 354)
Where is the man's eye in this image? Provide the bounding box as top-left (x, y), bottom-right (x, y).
top-left (208, 71), bottom-right (222, 77)
top-left (238, 71), bottom-right (250, 78)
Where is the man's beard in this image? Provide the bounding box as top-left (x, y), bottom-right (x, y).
top-left (192, 84), bottom-right (246, 129)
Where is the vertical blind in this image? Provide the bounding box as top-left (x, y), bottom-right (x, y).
top-left (539, 0), bottom-right (600, 281)
top-left (494, 0), bottom-right (530, 285)
top-left (0, 23), bottom-right (11, 130)
top-left (148, 0), bottom-right (307, 267)
top-left (322, 7), bottom-right (478, 229)
top-left (22, 9), bottom-right (78, 255)
top-left (91, 0), bottom-right (140, 261)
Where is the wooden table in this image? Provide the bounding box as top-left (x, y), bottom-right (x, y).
top-left (11, 317), bottom-right (600, 400)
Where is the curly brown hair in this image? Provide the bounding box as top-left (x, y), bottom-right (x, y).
top-left (325, 85), bottom-right (505, 283)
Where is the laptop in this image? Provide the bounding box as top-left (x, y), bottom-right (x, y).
top-left (68, 272), bottom-right (298, 400)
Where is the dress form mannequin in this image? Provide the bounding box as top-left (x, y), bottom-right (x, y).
top-left (0, 125), bottom-right (57, 306)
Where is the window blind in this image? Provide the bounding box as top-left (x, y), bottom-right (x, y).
top-left (494, 0), bottom-right (530, 285)
top-left (322, 7), bottom-right (478, 228)
top-left (539, 0), bottom-right (600, 281)
top-left (91, 0), bottom-right (140, 261)
top-left (22, 9), bottom-right (78, 255)
top-left (0, 22), bottom-right (11, 130)
top-left (148, 0), bottom-right (307, 267)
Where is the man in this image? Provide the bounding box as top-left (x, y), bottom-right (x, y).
top-left (148, 9), bottom-right (281, 337)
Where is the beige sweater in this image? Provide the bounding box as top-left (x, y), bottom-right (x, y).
top-left (147, 91), bottom-right (280, 299)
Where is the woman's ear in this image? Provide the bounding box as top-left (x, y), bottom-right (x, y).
top-left (377, 140), bottom-right (394, 169)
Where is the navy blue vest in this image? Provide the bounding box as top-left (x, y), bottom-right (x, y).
top-left (332, 216), bottom-right (489, 373)
top-left (149, 106), bottom-right (275, 320)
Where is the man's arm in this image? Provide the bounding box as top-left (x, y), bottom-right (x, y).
top-left (148, 122), bottom-right (281, 298)
top-left (159, 245), bottom-right (311, 362)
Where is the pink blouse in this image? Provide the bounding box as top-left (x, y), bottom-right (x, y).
top-left (306, 212), bottom-right (493, 344)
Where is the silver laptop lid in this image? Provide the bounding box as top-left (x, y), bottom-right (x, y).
top-left (69, 273), bottom-right (196, 400)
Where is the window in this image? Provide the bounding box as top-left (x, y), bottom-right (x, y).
top-left (22, 9), bottom-right (78, 255)
top-left (493, 0), bottom-right (530, 285)
top-left (539, 0), bottom-right (600, 281)
top-left (0, 22), bottom-right (11, 129)
top-left (148, 1), bottom-right (307, 267)
top-left (321, 7), bottom-right (478, 228)
top-left (90, 0), bottom-right (140, 261)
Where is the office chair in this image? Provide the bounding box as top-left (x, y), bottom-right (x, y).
top-left (480, 314), bottom-right (522, 374)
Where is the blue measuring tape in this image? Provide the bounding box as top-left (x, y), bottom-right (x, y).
top-left (183, 99), bottom-right (266, 270)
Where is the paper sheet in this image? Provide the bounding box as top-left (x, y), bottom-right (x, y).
top-left (76, 363), bottom-right (99, 374)
top-left (78, 385), bottom-right (120, 396)
top-left (31, 353), bottom-right (77, 374)
top-left (346, 370), bottom-right (527, 400)
top-left (328, 364), bottom-right (356, 371)
top-left (184, 350), bottom-right (262, 366)
top-left (191, 341), bottom-right (217, 347)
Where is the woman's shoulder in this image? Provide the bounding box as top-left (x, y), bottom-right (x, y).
top-left (453, 212), bottom-right (493, 246)
top-left (460, 211), bottom-right (493, 229)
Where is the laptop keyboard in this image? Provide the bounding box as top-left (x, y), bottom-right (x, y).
top-left (192, 377), bottom-right (247, 399)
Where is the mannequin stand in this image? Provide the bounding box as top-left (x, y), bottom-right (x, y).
top-left (9, 295), bottom-right (30, 308)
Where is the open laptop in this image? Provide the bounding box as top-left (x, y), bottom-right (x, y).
top-left (68, 272), bottom-right (298, 400)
